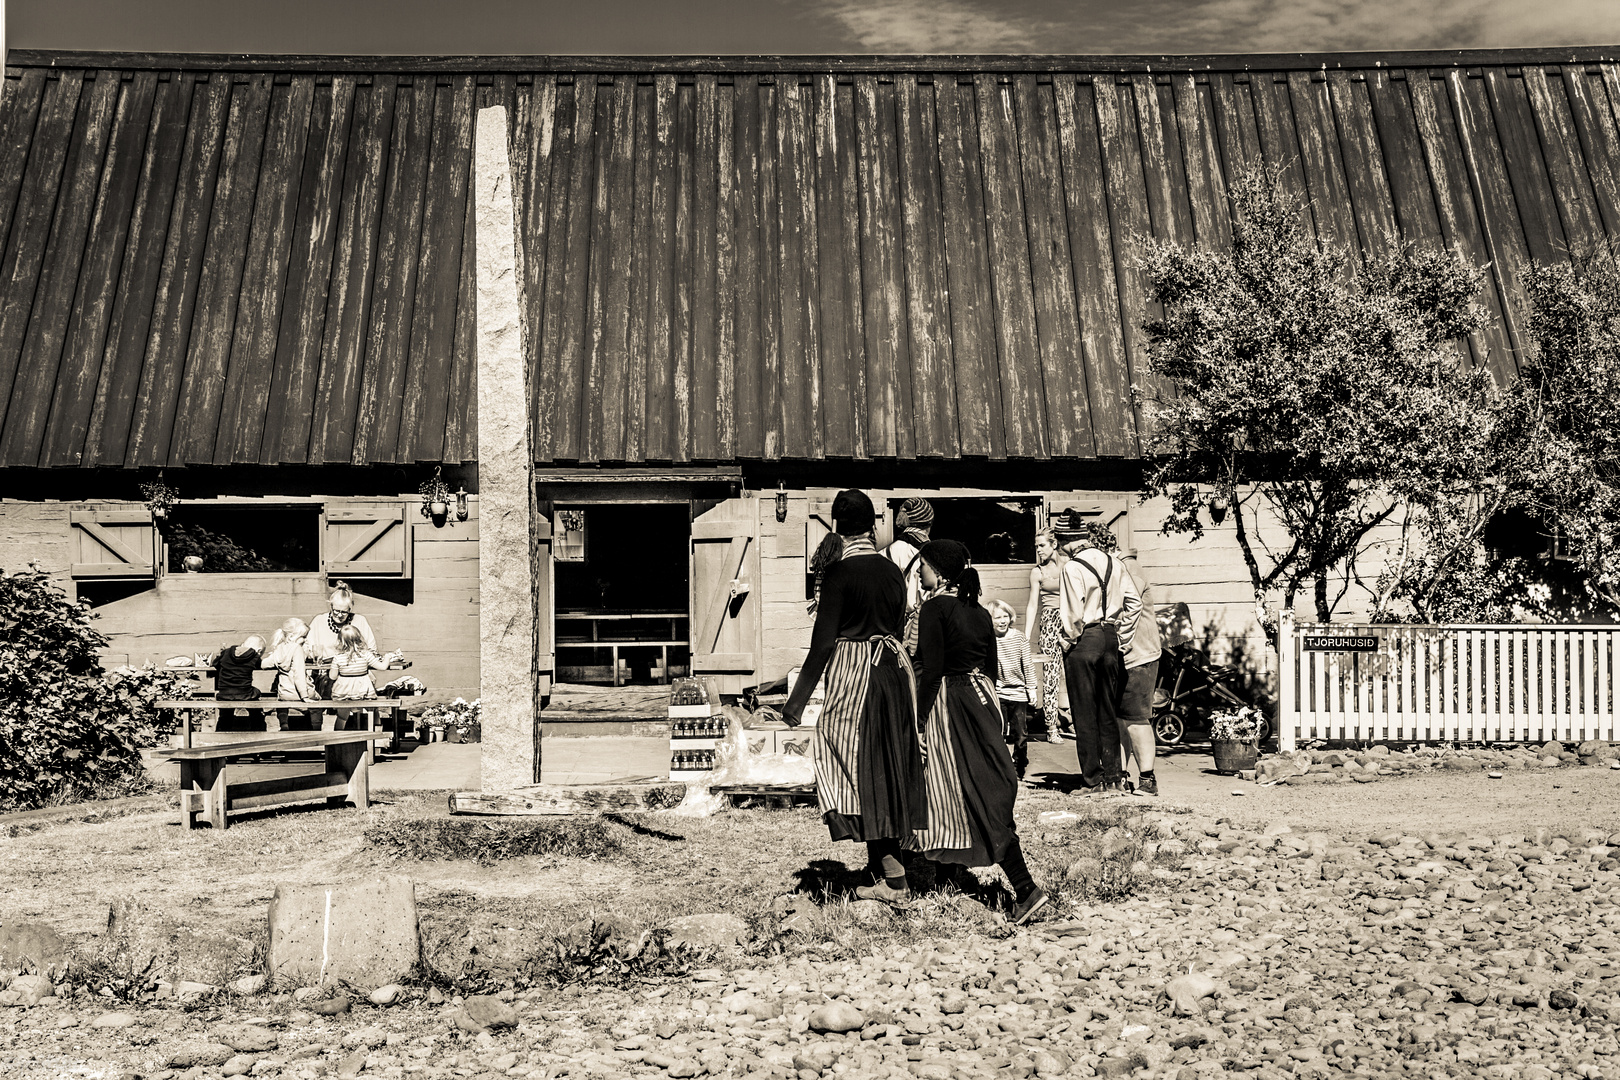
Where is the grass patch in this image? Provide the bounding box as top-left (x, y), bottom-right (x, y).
top-left (364, 816), bottom-right (624, 864)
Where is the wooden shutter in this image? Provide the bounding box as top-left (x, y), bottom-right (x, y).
top-left (69, 509), bottom-right (157, 578)
top-left (322, 502), bottom-right (412, 577)
top-left (804, 492), bottom-right (837, 600)
top-left (690, 498), bottom-right (761, 694)
top-left (535, 503), bottom-right (555, 698)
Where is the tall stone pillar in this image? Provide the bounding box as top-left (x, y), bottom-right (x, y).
top-left (474, 105), bottom-right (538, 791)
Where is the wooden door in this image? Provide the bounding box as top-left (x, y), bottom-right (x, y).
top-left (535, 501), bottom-right (555, 701)
top-left (690, 498), bottom-right (760, 695)
top-left (69, 508), bottom-right (157, 578)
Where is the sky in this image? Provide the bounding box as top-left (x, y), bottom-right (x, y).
top-left (10, 0), bottom-right (1620, 57)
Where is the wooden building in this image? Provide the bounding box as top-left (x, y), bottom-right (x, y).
top-left (2, 47), bottom-right (1619, 784)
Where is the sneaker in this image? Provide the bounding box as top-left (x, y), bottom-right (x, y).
top-left (1135, 773), bottom-right (1159, 797)
top-left (854, 880), bottom-right (911, 905)
top-left (1046, 731), bottom-right (1063, 744)
top-left (1010, 886), bottom-right (1051, 925)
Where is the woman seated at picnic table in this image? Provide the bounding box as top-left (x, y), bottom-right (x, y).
top-left (304, 581), bottom-right (378, 697)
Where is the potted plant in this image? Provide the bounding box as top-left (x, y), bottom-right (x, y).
top-left (419, 698), bottom-right (479, 744)
top-left (1209, 705), bottom-right (1265, 775)
top-left (140, 473), bottom-right (179, 521)
top-left (453, 698), bottom-right (482, 744)
top-left (419, 467), bottom-right (454, 522)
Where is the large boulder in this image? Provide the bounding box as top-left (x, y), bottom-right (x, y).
top-left (268, 876), bottom-right (419, 990)
top-left (0, 922), bottom-right (67, 981)
top-left (664, 913), bottom-right (749, 954)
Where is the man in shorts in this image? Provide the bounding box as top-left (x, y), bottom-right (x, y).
top-left (1116, 547), bottom-right (1164, 796)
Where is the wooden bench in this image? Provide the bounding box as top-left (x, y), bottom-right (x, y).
top-left (149, 731), bottom-right (390, 830)
top-left (555, 612), bottom-right (688, 686)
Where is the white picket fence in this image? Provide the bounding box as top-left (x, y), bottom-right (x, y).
top-left (1276, 615), bottom-right (1620, 751)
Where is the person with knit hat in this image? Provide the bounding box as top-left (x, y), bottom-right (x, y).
top-left (909, 539), bottom-right (1050, 925)
top-left (1054, 512), bottom-right (1142, 796)
top-left (884, 497), bottom-right (935, 657)
top-left (783, 489), bottom-right (927, 903)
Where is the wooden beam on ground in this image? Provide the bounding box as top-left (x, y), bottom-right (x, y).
top-left (475, 102), bottom-right (540, 790)
top-left (449, 783), bottom-right (688, 816)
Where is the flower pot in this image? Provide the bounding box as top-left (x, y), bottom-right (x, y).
top-left (1212, 739), bottom-right (1259, 775)
top-left (429, 500), bottom-right (448, 516)
top-left (445, 728), bottom-right (463, 744)
top-left (424, 728), bottom-right (441, 743)
top-left (461, 723), bottom-right (481, 744)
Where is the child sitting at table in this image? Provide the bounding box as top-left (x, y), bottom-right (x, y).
top-left (331, 624), bottom-right (390, 701)
top-left (262, 618), bottom-right (315, 730)
top-left (215, 635), bottom-right (265, 701)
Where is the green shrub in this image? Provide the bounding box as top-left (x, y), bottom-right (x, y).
top-left (0, 566), bottom-right (190, 812)
top-left (365, 817), bottom-right (624, 864)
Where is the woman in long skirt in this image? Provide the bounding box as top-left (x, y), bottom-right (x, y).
top-left (782, 490), bottom-right (926, 901)
top-left (1024, 528), bottom-right (1069, 742)
top-left (910, 540), bottom-right (1050, 924)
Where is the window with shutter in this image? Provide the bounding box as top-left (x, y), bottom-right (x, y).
top-left (69, 509), bottom-right (157, 579)
top-left (321, 502), bottom-right (413, 577)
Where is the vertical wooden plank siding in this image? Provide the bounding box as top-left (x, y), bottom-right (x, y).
top-left (1326, 73), bottom-right (1399, 250)
top-left (518, 77), bottom-right (557, 457)
top-left (1405, 72), bottom-right (1516, 378)
top-left (730, 78), bottom-right (765, 460)
top-left (832, 78), bottom-right (866, 458)
top-left (173, 73), bottom-right (273, 465)
top-left (310, 75), bottom-right (395, 463)
top-left (933, 76), bottom-right (1003, 460)
top-left (756, 79), bottom-right (783, 460)
top-left (643, 74), bottom-right (678, 462)
top-left (348, 76), bottom-right (429, 463)
top-left (3, 71), bottom-right (117, 466)
top-left (1093, 80), bottom-right (1155, 435)
top-left (974, 75), bottom-right (1046, 458)
top-left (1561, 67), bottom-right (1620, 239)
top-left (671, 79), bottom-right (696, 462)
top-left (689, 76), bottom-right (720, 461)
top-left (262, 76), bottom-right (350, 464)
top-left (85, 73), bottom-right (191, 465)
top-left (127, 72), bottom-right (228, 467)
top-left (713, 79), bottom-right (737, 461)
top-left (855, 76), bottom-right (912, 459)
top-left (402, 76), bottom-right (474, 463)
top-left (895, 75), bottom-right (956, 459)
top-left (623, 81), bottom-right (656, 463)
top-left (442, 130), bottom-right (480, 465)
top-left (1285, 72), bottom-right (1359, 253)
top-left (1206, 74), bottom-right (1262, 181)
top-left (777, 77), bottom-right (821, 460)
top-left (1448, 70), bottom-right (1534, 377)
top-left (536, 79), bottom-right (581, 460)
top-left (1171, 76), bottom-right (1232, 251)
top-left (45, 72), bottom-right (157, 467)
top-left (0, 71), bottom-right (49, 292)
top-left (0, 72), bottom-right (85, 438)
top-left (1363, 74), bottom-right (1443, 243)
top-left (1522, 69), bottom-right (1606, 257)
top-left (1132, 77), bottom-right (1195, 247)
top-left (1015, 76), bottom-right (1091, 459)
top-left (1054, 78), bottom-right (1134, 457)
top-left (1484, 69), bottom-right (1569, 264)
top-left (217, 76), bottom-right (314, 464)
top-left (811, 74), bottom-right (859, 458)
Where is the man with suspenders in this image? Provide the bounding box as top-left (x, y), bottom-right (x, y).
top-left (1054, 512), bottom-right (1142, 796)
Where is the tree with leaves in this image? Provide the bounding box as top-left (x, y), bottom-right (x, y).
top-left (1137, 166), bottom-right (1506, 625)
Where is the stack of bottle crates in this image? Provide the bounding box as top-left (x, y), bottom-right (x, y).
top-left (668, 676), bottom-right (722, 782)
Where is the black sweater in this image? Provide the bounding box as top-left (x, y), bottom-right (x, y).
top-left (215, 645), bottom-right (262, 701)
top-left (914, 594), bottom-right (997, 721)
top-left (782, 553), bottom-right (906, 722)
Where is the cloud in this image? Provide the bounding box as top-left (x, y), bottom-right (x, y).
top-left (819, 0), bottom-right (1055, 53)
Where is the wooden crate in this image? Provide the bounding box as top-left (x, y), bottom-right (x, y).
top-left (712, 783), bottom-right (817, 810)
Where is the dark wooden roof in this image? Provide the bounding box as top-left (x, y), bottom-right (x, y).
top-left (2, 48), bottom-right (1620, 467)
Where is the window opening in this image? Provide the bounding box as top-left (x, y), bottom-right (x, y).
top-left (885, 497), bottom-right (1040, 564)
top-left (166, 504), bottom-right (321, 573)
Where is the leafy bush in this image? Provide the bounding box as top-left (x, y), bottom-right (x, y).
top-left (364, 817), bottom-right (623, 864)
top-left (0, 566), bottom-right (192, 812)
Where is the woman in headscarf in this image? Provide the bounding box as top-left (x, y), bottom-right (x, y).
top-left (911, 540), bottom-right (1050, 924)
top-left (782, 490), bottom-right (927, 901)
top-left (885, 497), bottom-right (935, 657)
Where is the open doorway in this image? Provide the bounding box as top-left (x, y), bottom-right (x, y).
top-left (552, 503), bottom-right (691, 687)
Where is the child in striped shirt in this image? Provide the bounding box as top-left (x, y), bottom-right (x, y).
top-left (989, 600), bottom-right (1035, 780)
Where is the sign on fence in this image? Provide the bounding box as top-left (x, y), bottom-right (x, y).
top-left (1277, 613), bottom-right (1619, 752)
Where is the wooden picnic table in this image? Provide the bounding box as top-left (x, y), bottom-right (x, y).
top-left (154, 694), bottom-right (438, 764)
top-left (150, 730), bottom-right (390, 830)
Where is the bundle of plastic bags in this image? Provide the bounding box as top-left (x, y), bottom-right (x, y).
top-left (662, 705), bottom-right (815, 817)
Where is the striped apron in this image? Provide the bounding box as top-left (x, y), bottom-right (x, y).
top-left (811, 635), bottom-right (918, 820)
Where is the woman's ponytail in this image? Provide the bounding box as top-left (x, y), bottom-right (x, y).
top-left (957, 566), bottom-right (982, 609)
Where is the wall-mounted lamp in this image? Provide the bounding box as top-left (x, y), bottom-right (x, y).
top-left (775, 481), bottom-right (789, 523)
top-left (454, 486), bottom-right (469, 522)
top-left (1209, 491), bottom-right (1229, 526)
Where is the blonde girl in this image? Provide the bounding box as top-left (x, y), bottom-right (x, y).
top-left (330, 624), bottom-right (389, 701)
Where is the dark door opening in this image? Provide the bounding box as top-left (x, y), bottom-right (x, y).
top-left (552, 503), bottom-right (691, 686)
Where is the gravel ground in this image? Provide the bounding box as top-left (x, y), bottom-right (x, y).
top-left (5, 760), bottom-right (1620, 1079)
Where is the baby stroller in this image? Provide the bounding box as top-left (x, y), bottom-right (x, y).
top-left (1150, 604), bottom-right (1270, 746)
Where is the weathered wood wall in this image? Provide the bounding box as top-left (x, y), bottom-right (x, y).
top-left (3, 51), bottom-right (1620, 468)
top-left (0, 498), bottom-right (481, 701)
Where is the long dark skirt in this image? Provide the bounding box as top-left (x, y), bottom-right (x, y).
top-left (812, 639), bottom-right (927, 843)
top-left (913, 672), bottom-right (1020, 867)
